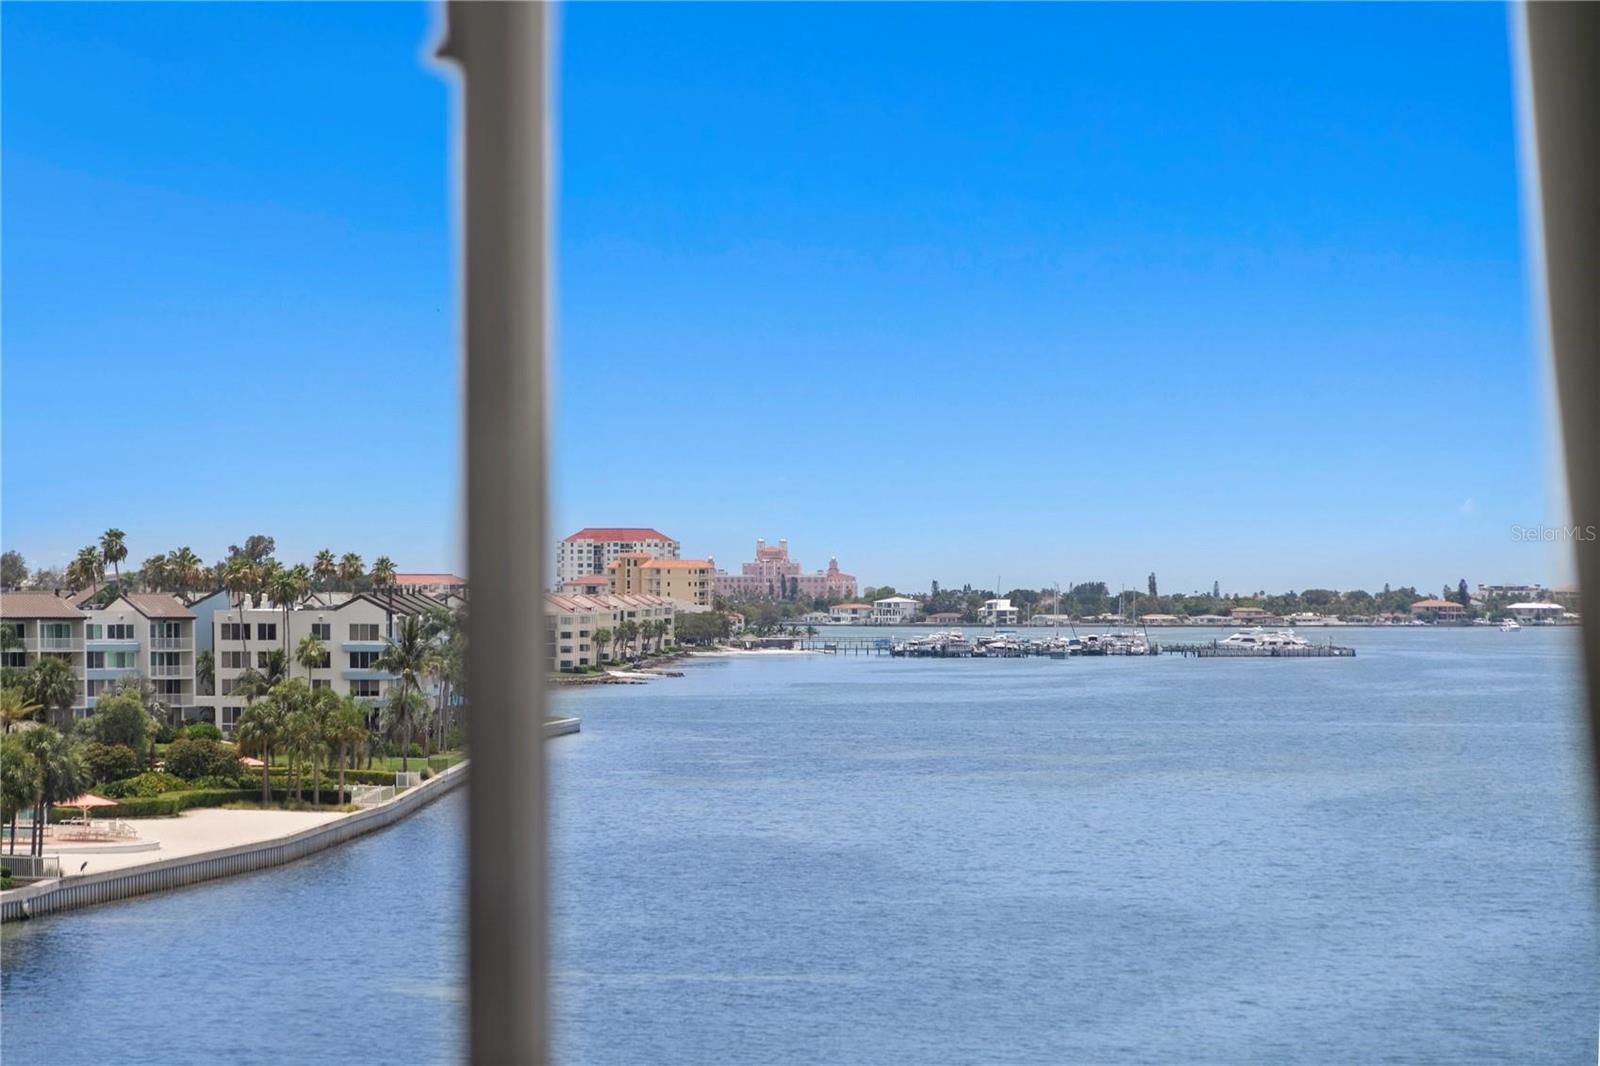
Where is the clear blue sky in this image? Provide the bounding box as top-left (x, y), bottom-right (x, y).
top-left (2, 3), bottom-right (1569, 594)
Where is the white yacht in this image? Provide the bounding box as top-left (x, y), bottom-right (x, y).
top-left (1220, 628), bottom-right (1312, 652)
top-left (1500, 619), bottom-right (1521, 631)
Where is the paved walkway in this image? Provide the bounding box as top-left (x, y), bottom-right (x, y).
top-left (14, 809), bottom-right (349, 876)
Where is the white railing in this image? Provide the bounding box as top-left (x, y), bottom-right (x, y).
top-left (148, 664), bottom-right (186, 677)
top-left (149, 636), bottom-right (192, 651)
top-left (0, 854), bottom-right (62, 880)
top-left (28, 637), bottom-right (83, 651)
top-left (156, 694), bottom-right (192, 707)
top-left (349, 785), bottom-right (397, 807)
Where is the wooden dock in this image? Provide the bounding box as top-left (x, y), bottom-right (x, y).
top-left (1162, 641), bottom-right (1356, 658)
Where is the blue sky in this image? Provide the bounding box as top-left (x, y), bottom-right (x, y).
top-left (2, 3), bottom-right (1568, 593)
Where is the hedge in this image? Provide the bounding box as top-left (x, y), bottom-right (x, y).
top-left (51, 787), bottom-right (352, 819)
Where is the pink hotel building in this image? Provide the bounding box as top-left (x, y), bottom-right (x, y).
top-left (712, 538), bottom-right (858, 601)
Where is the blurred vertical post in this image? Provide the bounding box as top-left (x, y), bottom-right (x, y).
top-left (437, 3), bottom-right (549, 1062)
top-left (1521, 2), bottom-right (1600, 814)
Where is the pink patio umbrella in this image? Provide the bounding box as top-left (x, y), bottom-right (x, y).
top-left (59, 793), bottom-right (118, 825)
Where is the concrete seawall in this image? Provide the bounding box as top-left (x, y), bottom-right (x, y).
top-left (1, 761), bottom-right (468, 923)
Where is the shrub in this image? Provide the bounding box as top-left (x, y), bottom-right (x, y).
top-left (101, 771), bottom-right (188, 799)
top-left (192, 774), bottom-right (243, 790)
top-left (419, 767), bottom-right (432, 780)
top-left (80, 742), bottom-right (143, 785)
top-left (164, 738), bottom-right (242, 781)
top-left (183, 723), bottom-right (223, 742)
top-left (153, 722), bottom-right (178, 745)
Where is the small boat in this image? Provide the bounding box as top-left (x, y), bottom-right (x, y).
top-left (1500, 619), bottom-right (1521, 631)
top-left (1219, 628), bottom-right (1312, 653)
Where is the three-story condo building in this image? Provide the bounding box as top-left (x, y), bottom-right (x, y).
top-left (556, 527), bottom-right (679, 586)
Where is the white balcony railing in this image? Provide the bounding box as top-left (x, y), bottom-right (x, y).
top-left (150, 636), bottom-right (192, 651)
top-left (27, 636), bottom-right (83, 651)
top-left (148, 664), bottom-right (186, 678)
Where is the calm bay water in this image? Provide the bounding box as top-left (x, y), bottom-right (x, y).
top-left (3, 627), bottom-right (1595, 1063)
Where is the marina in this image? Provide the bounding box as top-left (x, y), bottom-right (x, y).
top-left (802, 627), bottom-right (1357, 660)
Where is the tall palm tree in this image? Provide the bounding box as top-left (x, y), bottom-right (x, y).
top-left (20, 727), bottom-right (83, 856)
top-left (67, 546), bottom-right (103, 592)
top-left (222, 556), bottom-right (259, 664)
top-left (337, 552), bottom-right (364, 592)
top-left (266, 565), bottom-right (299, 658)
top-left (283, 708), bottom-right (316, 802)
top-left (195, 648), bottom-right (215, 697)
top-left (330, 696), bottom-right (369, 801)
top-left (312, 550), bottom-right (337, 592)
top-left (296, 634), bottom-right (326, 684)
top-left (236, 698), bottom-right (287, 806)
top-left (592, 626), bottom-right (612, 668)
top-left (380, 687), bottom-right (428, 774)
top-left (305, 687), bottom-right (340, 804)
top-left (24, 657), bottom-right (79, 730)
top-left (370, 556), bottom-right (397, 591)
top-left (99, 529), bottom-right (128, 585)
top-left (1, 734), bottom-right (35, 854)
top-left (376, 614), bottom-right (433, 770)
top-left (169, 547), bottom-right (204, 596)
top-left (0, 686), bottom-right (43, 734)
top-left (617, 619), bottom-right (639, 660)
top-left (140, 554), bottom-right (170, 592)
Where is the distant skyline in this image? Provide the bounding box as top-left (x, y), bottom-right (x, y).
top-left (1, 3), bottom-right (1575, 593)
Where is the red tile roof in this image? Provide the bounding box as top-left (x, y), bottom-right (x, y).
top-left (395, 573), bottom-right (466, 586)
top-left (561, 528), bottom-right (675, 543)
top-left (640, 559), bottom-right (712, 570)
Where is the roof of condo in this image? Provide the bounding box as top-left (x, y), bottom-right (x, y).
top-left (0, 590), bottom-right (92, 619)
top-left (561, 528), bottom-right (675, 543)
top-left (395, 573), bottom-right (466, 586)
top-left (114, 593), bottom-right (196, 620)
top-left (544, 591), bottom-right (676, 613)
top-left (639, 559), bottom-right (712, 570)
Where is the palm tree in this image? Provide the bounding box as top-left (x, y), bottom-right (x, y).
top-left (20, 728), bottom-right (83, 856)
top-left (236, 698), bottom-right (287, 806)
top-left (296, 634), bottom-right (326, 684)
top-left (370, 556), bottom-right (397, 591)
top-left (330, 697), bottom-right (369, 801)
top-left (24, 657), bottom-right (79, 730)
top-left (380, 687), bottom-right (428, 774)
top-left (376, 614), bottom-right (434, 760)
top-left (100, 529), bottom-right (128, 586)
top-left (139, 554), bottom-right (170, 592)
top-left (284, 708), bottom-right (316, 802)
top-left (1, 734), bottom-right (35, 854)
top-left (337, 552), bottom-right (365, 592)
top-left (195, 648), bottom-right (215, 697)
top-left (268, 565), bottom-right (309, 657)
top-left (223, 557), bottom-right (259, 677)
top-left (0, 686), bottom-right (42, 734)
top-left (592, 627), bottom-right (612, 668)
top-left (617, 620), bottom-right (639, 660)
top-left (305, 687), bottom-right (340, 804)
top-left (168, 547), bottom-right (204, 597)
top-left (312, 550), bottom-right (337, 591)
top-left (67, 546), bottom-right (103, 592)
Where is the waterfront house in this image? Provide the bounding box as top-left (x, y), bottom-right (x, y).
top-left (977, 599), bottom-right (1020, 626)
top-left (927, 612), bottom-right (963, 626)
top-left (1189, 614), bottom-right (1230, 625)
top-left (1506, 601), bottom-right (1565, 624)
top-left (556, 527), bottom-right (679, 586)
top-left (1229, 606), bottom-right (1275, 624)
top-left (82, 594), bottom-right (197, 717)
top-left (1138, 613), bottom-right (1183, 626)
top-left (872, 596), bottom-right (921, 624)
top-left (829, 603), bottom-right (875, 624)
top-left (0, 591), bottom-right (88, 715)
top-left (610, 555), bottom-right (715, 608)
top-left (1410, 598), bottom-right (1469, 624)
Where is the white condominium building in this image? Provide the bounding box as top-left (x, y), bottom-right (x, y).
top-left (556, 527), bottom-right (679, 586)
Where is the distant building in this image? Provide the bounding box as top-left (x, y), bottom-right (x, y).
top-left (1506, 601), bottom-right (1565, 624)
top-left (1477, 583), bottom-right (1550, 603)
top-left (609, 555), bottom-right (714, 608)
top-left (1229, 606), bottom-right (1275, 623)
top-left (977, 598), bottom-right (1019, 626)
top-left (926, 612), bottom-right (963, 625)
top-left (872, 596), bottom-right (920, 624)
top-left (1410, 598), bottom-right (1469, 623)
top-left (556, 527), bottom-right (679, 586)
top-left (560, 574), bottom-right (613, 594)
top-left (543, 591), bottom-right (676, 671)
top-left (395, 573), bottom-right (467, 598)
top-left (712, 538), bottom-right (857, 601)
top-left (830, 603), bottom-right (875, 624)
top-left (1138, 614), bottom-right (1183, 625)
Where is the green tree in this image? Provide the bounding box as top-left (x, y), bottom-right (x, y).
top-left (376, 614), bottom-right (434, 760)
top-left (80, 742), bottom-right (143, 784)
top-left (195, 648), bottom-right (215, 697)
top-left (228, 535), bottom-right (276, 565)
top-left (617, 620), bottom-right (639, 659)
top-left (99, 529), bottom-right (129, 585)
top-left (24, 657), bottom-right (79, 730)
top-left (86, 689), bottom-right (157, 761)
top-left (304, 687), bottom-right (339, 804)
top-left (592, 627), bottom-right (612, 666)
top-left (1, 685), bottom-right (43, 734)
top-left (330, 696), bottom-right (370, 800)
top-left (168, 547), bottom-right (204, 596)
top-left (1, 733), bottom-right (36, 854)
top-left (223, 557), bottom-right (260, 676)
top-left (236, 683), bottom-right (297, 805)
top-left (20, 728), bottom-right (83, 856)
top-left (338, 552), bottom-right (365, 591)
top-left (370, 556), bottom-right (397, 592)
top-left (380, 687), bottom-right (428, 773)
top-left (1, 550), bottom-right (27, 590)
top-left (267, 565), bottom-right (308, 657)
top-left (312, 549), bottom-right (338, 591)
top-left (67, 545), bottom-right (103, 592)
top-left (1455, 579), bottom-right (1471, 608)
top-left (296, 634), bottom-right (327, 683)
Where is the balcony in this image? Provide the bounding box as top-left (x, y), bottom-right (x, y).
top-left (86, 636), bottom-right (141, 649)
top-left (148, 663), bottom-right (188, 678)
top-left (342, 669), bottom-right (397, 681)
top-left (27, 636), bottom-right (83, 651)
top-left (341, 640), bottom-right (389, 652)
top-left (150, 636), bottom-right (193, 651)
top-left (155, 693), bottom-right (193, 708)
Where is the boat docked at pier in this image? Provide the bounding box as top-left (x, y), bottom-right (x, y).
top-left (1218, 628), bottom-right (1312, 653)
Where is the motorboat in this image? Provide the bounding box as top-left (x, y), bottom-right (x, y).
top-left (1500, 619), bottom-right (1521, 631)
top-left (1219, 628), bottom-right (1312, 653)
